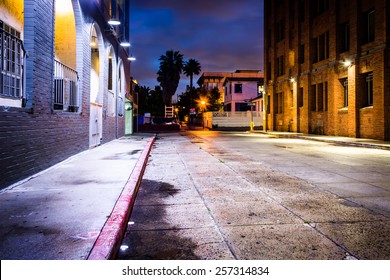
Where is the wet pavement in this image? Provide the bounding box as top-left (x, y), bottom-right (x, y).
top-left (1, 128), bottom-right (389, 260)
top-left (0, 134), bottom-right (154, 260)
top-left (118, 130), bottom-right (390, 260)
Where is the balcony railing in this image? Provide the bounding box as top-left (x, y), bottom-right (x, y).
top-left (54, 59), bottom-right (79, 112)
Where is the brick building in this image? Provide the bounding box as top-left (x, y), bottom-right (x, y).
top-left (264, 0), bottom-right (390, 140)
top-left (0, 0), bottom-right (134, 189)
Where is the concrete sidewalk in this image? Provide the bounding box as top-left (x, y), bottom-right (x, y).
top-left (250, 130), bottom-right (390, 150)
top-left (0, 134), bottom-right (155, 260)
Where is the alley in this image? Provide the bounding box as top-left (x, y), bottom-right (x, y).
top-left (117, 131), bottom-right (390, 260)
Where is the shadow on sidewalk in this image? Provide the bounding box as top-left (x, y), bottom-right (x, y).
top-left (116, 179), bottom-right (200, 260)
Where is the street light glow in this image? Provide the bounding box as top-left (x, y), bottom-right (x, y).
top-left (343, 60), bottom-right (352, 67)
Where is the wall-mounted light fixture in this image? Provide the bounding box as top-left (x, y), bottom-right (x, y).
top-left (108, 18), bottom-right (121, 26)
top-left (120, 41), bottom-right (131, 47)
top-left (342, 60), bottom-right (352, 67)
top-left (128, 55), bottom-right (136, 61)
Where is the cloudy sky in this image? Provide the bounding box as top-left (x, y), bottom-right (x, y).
top-left (129, 0), bottom-right (264, 94)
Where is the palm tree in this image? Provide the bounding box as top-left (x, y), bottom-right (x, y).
top-left (157, 50), bottom-right (184, 106)
top-left (183, 58), bottom-right (202, 90)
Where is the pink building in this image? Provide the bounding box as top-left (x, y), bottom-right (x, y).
top-left (198, 70), bottom-right (264, 112)
top-left (223, 70), bottom-right (263, 112)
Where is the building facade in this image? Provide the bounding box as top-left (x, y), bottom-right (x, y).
top-left (0, 0), bottom-right (134, 189)
top-left (197, 70), bottom-right (264, 112)
top-left (264, 0), bottom-right (390, 140)
top-left (223, 70), bottom-right (264, 112)
top-left (197, 71), bottom-right (228, 105)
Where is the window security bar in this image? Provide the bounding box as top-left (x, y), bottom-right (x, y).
top-left (0, 20), bottom-right (23, 99)
top-left (54, 59), bottom-right (79, 112)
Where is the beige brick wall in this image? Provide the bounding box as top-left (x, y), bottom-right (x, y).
top-left (264, 0), bottom-right (390, 140)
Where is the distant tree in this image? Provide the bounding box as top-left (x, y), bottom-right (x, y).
top-left (137, 85), bottom-right (150, 115)
top-left (149, 86), bottom-right (164, 116)
top-left (177, 87), bottom-right (199, 121)
top-left (176, 86), bottom-right (222, 121)
top-left (136, 85), bottom-right (164, 116)
top-left (206, 87), bottom-right (222, 111)
top-left (198, 87), bottom-right (222, 112)
top-left (183, 59), bottom-right (202, 89)
top-left (157, 50), bottom-right (184, 106)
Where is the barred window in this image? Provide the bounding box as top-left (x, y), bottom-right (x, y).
top-left (53, 60), bottom-right (79, 112)
top-left (0, 20), bottom-right (23, 100)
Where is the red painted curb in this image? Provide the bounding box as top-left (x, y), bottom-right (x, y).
top-left (87, 136), bottom-right (155, 260)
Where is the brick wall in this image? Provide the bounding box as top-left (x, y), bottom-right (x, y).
top-left (0, 0), bottom-right (130, 189)
top-left (264, 0), bottom-right (390, 140)
top-left (0, 0), bottom-right (89, 189)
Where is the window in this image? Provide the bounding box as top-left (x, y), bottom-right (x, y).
top-left (266, 61), bottom-right (272, 80)
top-left (118, 62), bottom-right (125, 117)
top-left (234, 83), bottom-right (242, 93)
top-left (266, 29), bottom-right (271, 50)
top-left (364, 72), bottom-right (373, 107)
top-left (298, 87), bottom-right (304, 107)
top-left (319, 33), bottom-right (326, 61)
top-left (207, 82), bottom-right (218, 90)
top-left (362, 9), bottom-right (375, 44)
top-left (0, 20), bottom-right (24, 103)
top-left (312, 0), bottom-right (329, 17)
top-left (266, 94), bottom-right (271, 113)
top-left (299, 44), bottom-right (305, 64)
top-left (312, 31), bottom-right (329, 63)
top-left (318, 0), bottom-right (329, 14)
top-left (312, 37), bottom-right (318, 63)
top-left (338, 22), bottom-right (350, 53)
top-left (341, 78), bottom-right (348, 107)
top-left (235, 102), bottom-right (248, 112)
top-left (311, 83), bottom-right (328, 112)
top-left (310, 84), bottom-right (317, 111)
top-left (298, 0), bottom-right (305, 22)
top-left (276, 55), bottom-right (285, 76)
top-left (318, 83), bottom-right (324, 111)
top-left (274, 92), bottom-right (284, 114)
top-left (108, 57), bottom-right (113, 91)
top-left (324, 82), bottom-right (328, 111)
top-left (53, 60), bottom-right (79, 112)
top-left (275, 18), bottom-right (285, 42)
top-left (257, 83), bottom-right (264, 97)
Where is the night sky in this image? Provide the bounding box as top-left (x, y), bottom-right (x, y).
top-left (129, 0), bottom-right (264, 95)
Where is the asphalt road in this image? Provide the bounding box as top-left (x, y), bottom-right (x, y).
top-left (117, 131), bottom-right (390, 260)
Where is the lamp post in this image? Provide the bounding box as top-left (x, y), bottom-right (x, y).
top-left (201, 100), bottom-right (206, 129)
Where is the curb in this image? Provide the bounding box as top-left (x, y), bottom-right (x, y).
top-left (87, 136), bottom-right (156, 260)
